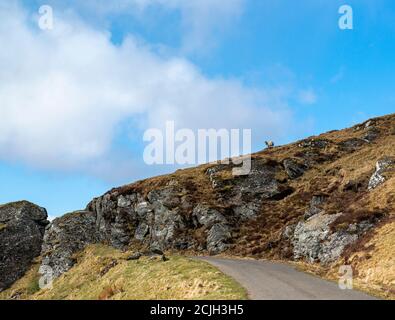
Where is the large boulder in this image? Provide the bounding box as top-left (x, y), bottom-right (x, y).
top-left (0, 201), bottom-right (48, 291)
top-left (40, 211), bottom-right (100, 279)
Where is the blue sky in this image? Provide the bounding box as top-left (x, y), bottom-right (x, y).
top-left (0, 0), bottom-right (394, 217)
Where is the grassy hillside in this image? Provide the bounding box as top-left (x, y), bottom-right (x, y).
top-left (0, 245), bottom-right (247, 300)
top-left (334, 219), bottom-right (395, 299)
top-left (103, 113), bottom-right (395, 298)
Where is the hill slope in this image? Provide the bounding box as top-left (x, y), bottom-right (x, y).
top-left (2, 113), bottom-right (394, 299)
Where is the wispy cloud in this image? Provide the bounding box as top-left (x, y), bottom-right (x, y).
top-left (298, 88), bottom-right (317, 105)
top-left (330, 67), bottom-right (345, 84)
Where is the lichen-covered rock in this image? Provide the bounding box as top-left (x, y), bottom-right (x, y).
top-left (292, 212), bottom-right (374, 264)
top-left (368, 157), bottom-right (395, 190)
top-left (88, 188), bottom-right (193, 252)
top-left (293, 212), bottom-right (347, 264)
top-left (40, 211), bottom-right (100, 279)
top-left (0, 201), bottom-right (48, 291)
top-left (206, 223), bottom-right (232, 254)
top-left (192, 205), bottom-right (226, 228)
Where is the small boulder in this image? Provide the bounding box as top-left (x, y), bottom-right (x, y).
top-left (150, 248), bottom-right (164, 256)
top-left (283, 158), bottom-right (308, 179)
top-left (127, 252), bottom-right (142, 261)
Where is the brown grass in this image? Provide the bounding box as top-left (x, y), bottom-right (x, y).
top-left (0, 245), bottom-right (247, 300)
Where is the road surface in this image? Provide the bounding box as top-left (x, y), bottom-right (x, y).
top-left (199, 257), bottom-right (377, 300)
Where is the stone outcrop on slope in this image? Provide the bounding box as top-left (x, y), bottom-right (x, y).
top-left (292, 211), bottom-right (375, 264)
top-left (86, 158), bottom-right (295, 254)
top-left (0, 201), bottom-right (49, 291)
top-left (40, 211), bottom-right (100, 279)
top-left (368, 157), bottom-right (395, 190)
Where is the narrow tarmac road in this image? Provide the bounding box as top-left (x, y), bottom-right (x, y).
top-left (199, 257), bottom-right (377, 300)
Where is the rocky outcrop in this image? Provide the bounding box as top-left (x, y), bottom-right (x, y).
top-left (283, 158), bottom-right (308, 179)
top-left (368, 157), bottom-right (395, 190)
top-left (363, 126), bottom-right (381, 142)
top-left (292, 211), bottom-right (375, 264)
top-left (338, 138), bottom-right (367, 152)
top-left (40, 211), bottom-right (100, 279)
top-left (0, 201), bottom-right (48, 291)
top-left (208, 158), bottom-right (294, 215)
top-left (83, 158), bottom-right (295, 258)
top-left (87, 188), bottom-right (191, 252)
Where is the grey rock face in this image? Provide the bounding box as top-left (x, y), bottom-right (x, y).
top-left (292, 212), bottom-right (374, 264)
top-left (0, 201), bottom-right (48, 291)
top-left (283, 158), bottom-right (308, 179)
top-left (363, 127), bottom-right (380, 142)
top-left (40, 211), bottom-right (100, 279)
top-left (82, 158), bottom-right (295, 258)
top-left (368, 157), bottom-right (395, 190)
top-left (338, 138), bottom-right (367, 151)
top-left (293, 212), bottom-right (347, 264)
top-left (206, 224), bottom-right (232, 254)
top-left (192, 205), bottom-right (226, 228)
top-left (88, 187), bottom-right (193, 252)
top-left (87, 189), bottom-right (234, 255)
top-left (207, 158), bottom-right (293, 217)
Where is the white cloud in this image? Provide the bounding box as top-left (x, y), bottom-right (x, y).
top-left (0, 4), bottom-right (291, 178)
top-left (34, 0), bottom-right (245, 53)
top-left (298, 88), bottom-right (317, 105)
